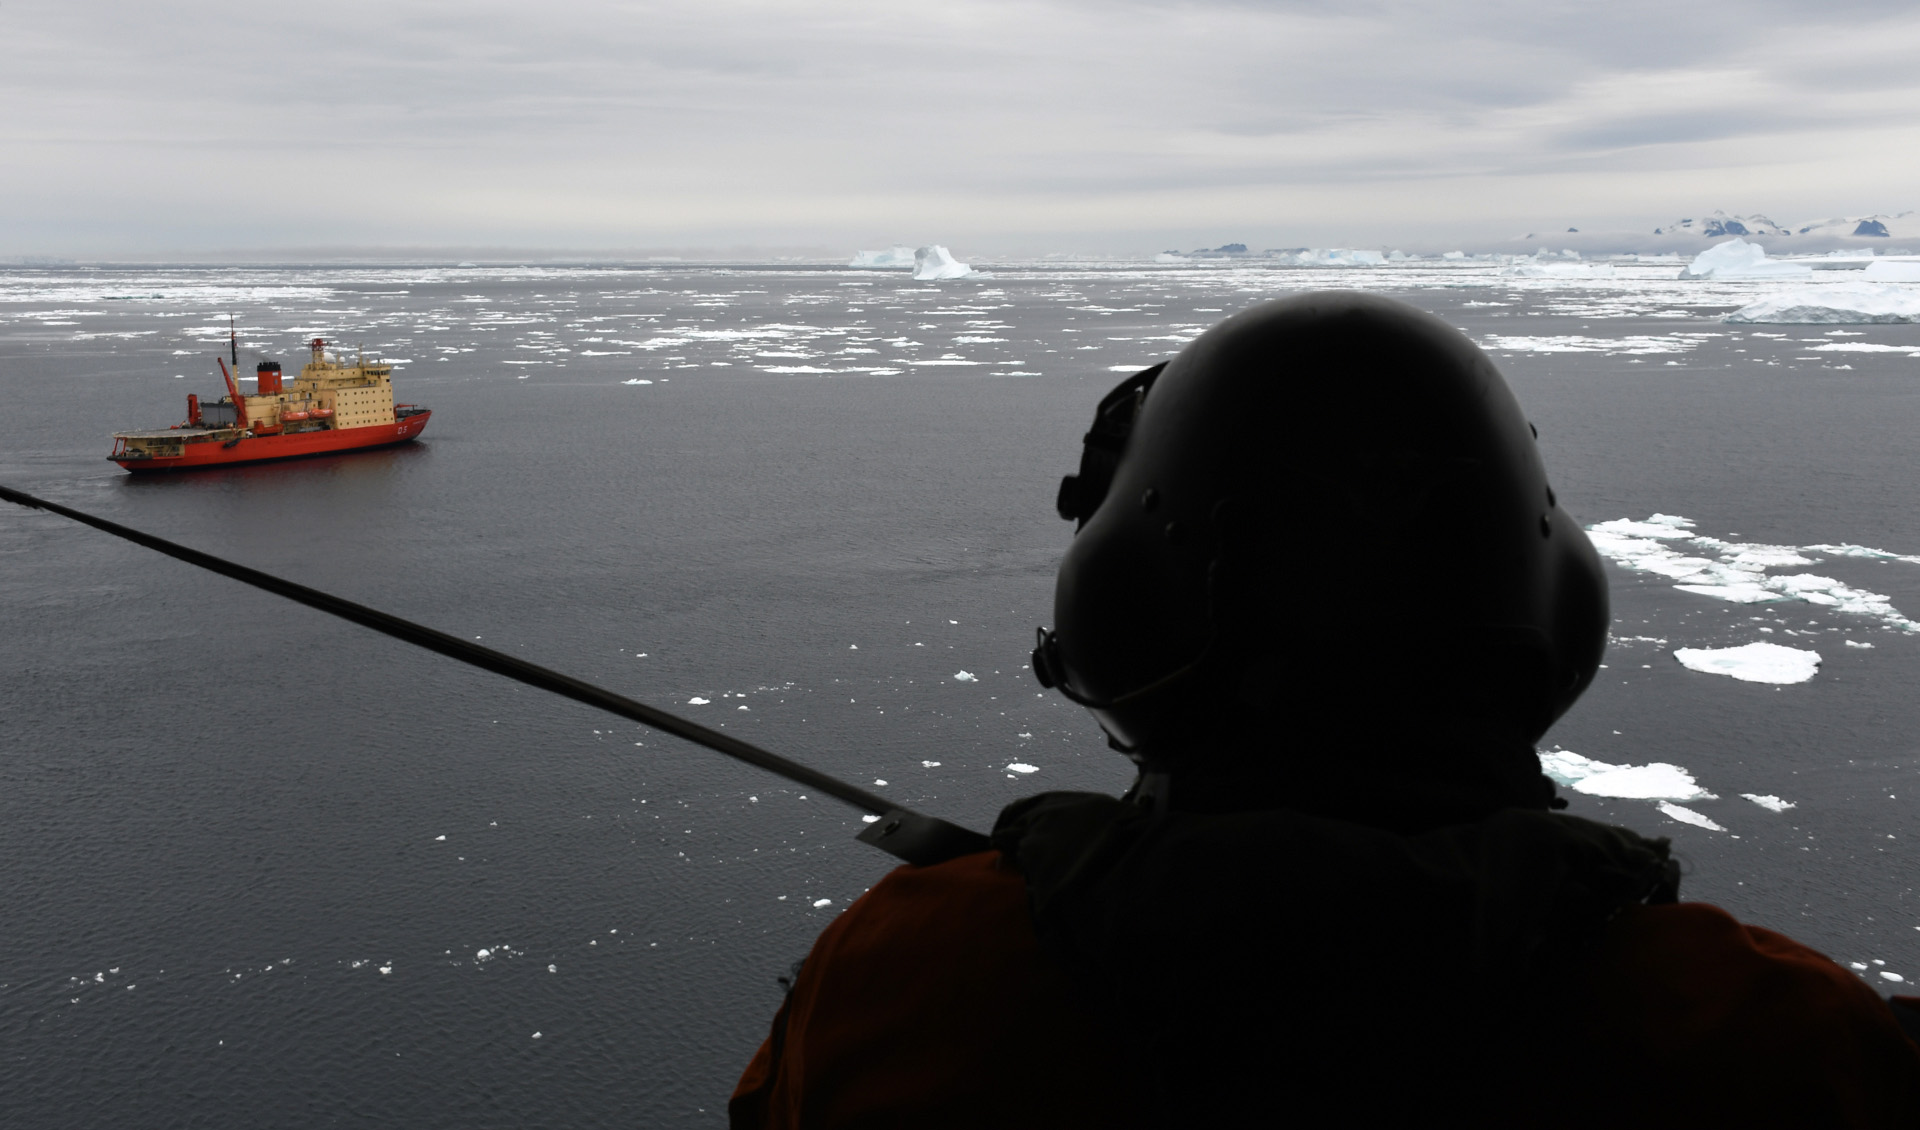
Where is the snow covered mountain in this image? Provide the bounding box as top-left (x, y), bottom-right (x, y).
top-left (1655, 211), bottom-right (1791, 238)
top-left (1793, 212), bottom-right (1918, 238)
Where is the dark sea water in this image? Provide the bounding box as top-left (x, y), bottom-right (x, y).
top-left (4, 261), bottom-right (1920, 1126)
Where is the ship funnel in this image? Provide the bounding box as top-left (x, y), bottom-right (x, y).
top-left (256, 360), bottom-right (283, 395)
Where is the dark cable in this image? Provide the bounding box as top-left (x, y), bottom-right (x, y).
top-left (0, 483), bottom-right (940, 831)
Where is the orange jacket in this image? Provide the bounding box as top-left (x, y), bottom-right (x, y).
top-left (733, 848), bottom-right (1920, 1128)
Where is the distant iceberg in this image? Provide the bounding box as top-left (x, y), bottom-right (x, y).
top-left (1503, 261), bottom-right (1616, 278)
top-left (1680, 238), bottom-right (1812, 280)
top-left (1725, 284), bottom-right (1920, 324)
top-left (849, 246), bottom-right (917, 269)
top-left (1280, 249), bottom-right (1386, 267)
top-left (912, 245), bottom-right (972, 281)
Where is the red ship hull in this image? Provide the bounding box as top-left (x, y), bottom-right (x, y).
top-left (112, 410), bottom-right (431, 473)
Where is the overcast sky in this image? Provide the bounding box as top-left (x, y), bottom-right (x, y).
top-left (6, 0), bottom-right (1918, 256)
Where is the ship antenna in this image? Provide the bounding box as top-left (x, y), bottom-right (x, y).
top-left (229, 314), bottom-right (238, 368)
top-left (0, 483), bottom-right (985, 868)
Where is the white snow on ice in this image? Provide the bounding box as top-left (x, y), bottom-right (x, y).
top-left (1726, 284), bottom-right (1920, 324)
top-left (1539, 748), bottom-right (1717, 801)
top-left (1586, 514), bottom-right (1920, 630)
top-left (1741, 793), bottom-right (1797, 813)
top-left (1863, 260), bottom-right (1920, 282)
top-left (1674, 641), bottom-right (1821, 684)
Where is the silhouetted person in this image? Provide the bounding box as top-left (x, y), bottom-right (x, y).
top-left (731, 293), bottom-right (1920, 1128)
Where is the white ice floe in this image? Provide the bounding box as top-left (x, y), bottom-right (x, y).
top-left (849, 247), bottom-right (917, 269)
top-left (1657, 802), bottom-right (1727, 831)
top-left (1481, 334), bottom-right (1702, 355)
top-left (687, 697), bottom-right (710, 705)
top-left (1539, 748), bottom-right (1716, 801)
top-left (1502, 261), bottom-right (1616, 278)
top-left (912, 246), bottom-right (972, 281)
top-left (1673, 641), bottom-right (1821, 684)
top-left (812, 898), bottom-right (831, 908)
top-left (1680, 239), bottom-right (1812, 280)
top-left (1279, 248), bottom-right (1387, 267)
top-left (622, 378), bottom-right (653, 384)
top-left (1586, 514), bottom-right (1920, 631)
top-left (1863, 260), bottom-right (1920, 282)
top-left (1725, 284), bottom-right (1920, 324)
top-left (1007, 763), bottom-right (1039, 774)
top-left (953, 671), bottom-right (977, 682)
top-left (1742, 793), bottom-right (1797, 813)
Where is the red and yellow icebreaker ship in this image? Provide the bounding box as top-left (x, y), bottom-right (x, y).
top-left (109, 337), bottom-right (431, 473)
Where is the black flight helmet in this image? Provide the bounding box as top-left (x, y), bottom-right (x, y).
top-left (1033, 292), bottom-right (1607, 787)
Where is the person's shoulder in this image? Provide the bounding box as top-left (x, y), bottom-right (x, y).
top-left (1567, 901), bottom-right (1920, 1126)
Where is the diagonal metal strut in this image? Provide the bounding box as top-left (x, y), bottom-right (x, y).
top-left (0, 483), bottom-right (987, 866)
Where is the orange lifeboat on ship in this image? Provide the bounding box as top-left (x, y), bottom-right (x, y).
top-left (311, 407), bottom-right (334, 419)
top-left (283, 408), bottom-right (312, 422)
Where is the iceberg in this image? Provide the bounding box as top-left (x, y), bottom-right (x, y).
top-left (849, 246), bottom-right (917, 269)
top-left (1673, 641), bottom-right (1820, 684)
top-left (1680, 238), bottom-right (1812, 280)
top-left (912, 245), bottom-right (972, 281)
top-left (1725, 284), bottom-right (1920, 324)
top-left (1863, 260), bottom-right (1920, 282)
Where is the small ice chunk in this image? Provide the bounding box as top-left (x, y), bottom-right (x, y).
top-left (1657, 802), bottom-right (1727, 831)
top-left (435, 835), bottom-right (446, 841)
top-left (1673, 641), bottom-right (1820, 684)
top-left (861, 814), bottom-right (880, 823)
top-left (1007, 763), bottom-right (1039, 774)
top-left (874, 779), bottom-right (887, 786)
top-left (1882, 971), bottom-right (1906, 982)
top-left (532, 1031), bottom-right (543, 1038)
top-left (812, 898), bottom-right (832, 907)
top-left (688, 697), bottom-right (710, 705)
top-left (954, 671), bottom-right (977, 682)
top-left (1742, 793), bottom-right (1797, 813)
top-left (1846, 639), bottom-right (1874, 648)
top-left (379, 965), bottom-right (392, 975)
top-left (622, 378), bottom-right (653, 385)
top-left (548, 964), bottom-right (557, 973)
top-left (737, 705), bottom-right (749, 711)
top-left (921, 760), bottom-right (941, 767)
top-left (476, 948), bottom-right (492, 961)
